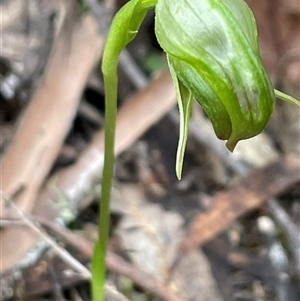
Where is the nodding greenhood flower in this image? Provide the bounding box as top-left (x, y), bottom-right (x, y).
top-left (155, 0), bottom-right (275, 172)
top-left (93, 1), bottom-right (300, 298)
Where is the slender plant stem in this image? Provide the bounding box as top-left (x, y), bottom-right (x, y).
top-left (91, 69), bottom-right (118, 301)
top-left (91, 1), bottom-right (158, 300)
top-left (275, 89), bottom-right (300, 107)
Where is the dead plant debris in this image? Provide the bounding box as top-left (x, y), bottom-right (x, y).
top-left (1, 1), bottom-right (299, 301)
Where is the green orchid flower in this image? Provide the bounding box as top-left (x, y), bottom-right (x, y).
top-left (155, 0), bottom-right (276, 177)
top-left (92, 1), bottom-right (300, 300)
top-left (155, 0), bottom-right (299, 178)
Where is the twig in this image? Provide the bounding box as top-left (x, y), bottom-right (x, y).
top-left (0, 219), bottom-right (27, 227)
top-left (78, 100), bottom-right (104, 127)
top-left (1, 192), bottom-right (91, 280)
top-left (179, 155), bottom-right (300, 251)
top-left (267, 198), bottom-right (300, 274)
top-left (85, 0), bottom-right (115, 34)
top-left (119, 49), bottom-right (148, 89)
top-left (257, 216), bottom-right (290, 301)
top-left (1, 199), bottom-right (130, 301)
top-left (106, 282), bottom-right (130, 301)
top-left (48, 253), bottom-right (66, 301)
top-left (36, 217), bottom-right (188, 301)
top-left (1, 214), bottom-right (186, 301)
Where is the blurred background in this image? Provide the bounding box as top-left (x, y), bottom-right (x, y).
top-left (0, 0), bottom-right (299, 300)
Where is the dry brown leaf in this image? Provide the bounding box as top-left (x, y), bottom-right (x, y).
top-left (169, 250), bottom-right (224, 301)
top-left (112, 183), bottom-right (184, 281)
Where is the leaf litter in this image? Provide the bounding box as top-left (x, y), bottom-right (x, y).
top-left (0, 0), bottom-right (300, 300)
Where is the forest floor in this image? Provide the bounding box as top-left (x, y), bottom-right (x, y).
top-left (1, 1), bottom-right (300, 301)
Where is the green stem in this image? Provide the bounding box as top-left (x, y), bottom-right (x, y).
top-left (91, 68), bottom-right (117, 301)
top-left (275, 89), bottom-right (300, 107)
top-left (91, 1), bottom-right (157, 300)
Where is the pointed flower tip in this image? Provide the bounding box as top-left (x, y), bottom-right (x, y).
top-left (226, 140), bottom-right (238, 152)
top-left (176, 162), bottom-right (183, 180)
top-left (176, 169), bottom-right (182, 181)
